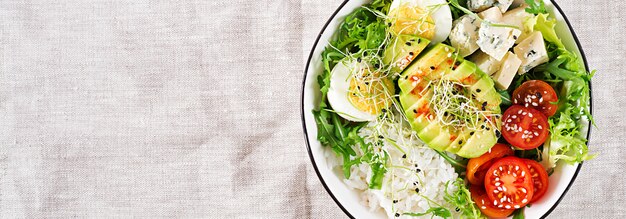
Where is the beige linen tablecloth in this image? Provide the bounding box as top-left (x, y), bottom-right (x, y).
top-left (0, 0), bottom-right (624, 218)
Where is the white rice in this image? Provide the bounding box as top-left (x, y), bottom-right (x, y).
top-left (326, 117), bottom-right (459, 219)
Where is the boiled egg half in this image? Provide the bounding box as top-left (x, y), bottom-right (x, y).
top-left (327, 59), bottom-right (395, 122)
top-left (388, 0), bottom-right (453, 45)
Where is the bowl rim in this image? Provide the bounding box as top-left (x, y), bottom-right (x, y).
top-left (300, 1), bottom-right (593, 218)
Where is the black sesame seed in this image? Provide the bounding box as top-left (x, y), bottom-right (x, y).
top-left (430, 66), bottom-right (435, 70)
top-left (357, 86), bottom-right (361, 90)
top-left (382, 109), bottom-right (387, 113)
top-left (374, 64), bottom-right (380, 68)
top-left (379, 135), bottom-right (384, 139)
top-left (402, 154), bottom-right (407, 159)
top-left (455, 207), bottom-right (460, 212)
top-left (357, 57), bottom-right (362, 62)
top-left (395, 213), bottom-right (400, 217)
top-left (513, 35), bottom-right (518, 40)
top-left (476, 88), bottom-right (482, 93)
top-left (365, 82), bottom-right (369, 85)
top-left (405, 42), bottom-right (412, 46)
top-left (393, 200), bottom-right (398, 203)
top-left (416, 168), bottom-right (421, 173)
top-left (405, 75), bottom-right (408, 80)
top-left (458, 140), bottom-right (463, 144)
top-left (536, 92), bottom-right (542, 99)
top-left (415, 188), bottom-right (420, 193)
top-left (409, 52), bottom-right (414, 56)
top-left (413, 181), bottom-right (418, 185)
top-left (481, 125), bottom-right (486, 129)
top-left (495, 130), bottom-right (501, 138)
top-left (470, 131), bottom-right (474, 135)
top-left (444, 112), bottom-right (448, 117)
top-left (417, 38), bottom-right (421, 44)
top-left (486, 127), bottom-right (490, 131)
top-left (388, 23), bottom-right (392, 27)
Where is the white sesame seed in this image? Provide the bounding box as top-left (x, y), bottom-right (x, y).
top-left (531, 95), bottom-right (537, 99)
top-left (496, 177), bottom-right (500, 181)
top-left (505, 205), bottom-right (511, 209)
top-left (522, 199), bottom-right (528, 203)
top-left (529, 113), bottom-right (533, 118)
top-left (502, 186), bottom-right (507, 192)
top-left (499, 167), bottom-right (503, 171)
top-left (494, 200), bottom-right (498, 205)
top-left (512, 115), bottom-right (517, 119)
top-left (521, 188), bottom-right (527, 193)
top-left (534, 132), bottom-right (539, 136)
top-left (482, 200), bottom-right (485, 204)
top-left (518, 110), bottom-right (523, 114)
top-left (539, 97), bottom-right (544, 103)
top-left (501, 197), bottom-right (506, 202)
top-left (494, 190), bottom-right (500, 193)
top-left (522, 112), bottom-right (527, 115)
top-left (521, 171), bottom-right (525, 177)
top-left (538, 125), bottom-right (543, 129)
top-left (515, 205), bottom-right (520, 209)
top-left (525, 103), bottom-right (529, 107)
top-left (495, 182), bottom-right (501, 186)
top-left (507, 119), bottom-right (512, 123)
top-left (412, 76), bottom-right (418, 80)
top-left (515, 166), bottom-right (519, 171)
top-left (532, 102), bottom-right (539, 106)
top-left (481, 206), bottom-right (487, 210)
top-left (498, 204), bottom-right (503, 208)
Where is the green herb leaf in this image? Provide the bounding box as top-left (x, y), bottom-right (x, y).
top-left (443, 178), bottom-right (486, 219)
top-left (404, 207), bottom-right (452, 218)
top-left (512, 208), bottom-right (525, 219)
top-left (525, 0), bottom-right (547, 15)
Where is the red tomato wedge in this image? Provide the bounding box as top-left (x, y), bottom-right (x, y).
top-left (501, 105), bottom-right (550, 149)
top-left (470, 185), bottom-right (515, 218)
top-left (512, 80), bottom-right (559, 117)
top-left (521, 159), bottom-right (550, 203)
top-left (466, 144), bottom-right (514, 185)
top-left (484, 157), bottom-right (534, 210)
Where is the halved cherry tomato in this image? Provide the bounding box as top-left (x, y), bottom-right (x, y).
top-left (501, 105), bottom-right (549, 149)
top-left (521, 159), bottom-right (550, 203)
top-left (512, 80), bottom-right (559, 117)
top-left (466, 144), bottom-right (514, 185)
top-left (470, 185), bottom-right (515, 218)
top-left (484, 157), bottom-right (534, 210)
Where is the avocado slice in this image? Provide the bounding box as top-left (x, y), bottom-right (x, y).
top-left (383, 35), bottom-right (430, 74)
top-left (398, 43), bottom-right (502, 158)
top-left (399, 44), bottom-right (456, 92)
top-left (456, 128), bottom-right (498, 158)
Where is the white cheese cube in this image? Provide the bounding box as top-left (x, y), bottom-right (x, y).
top-left (514, 31), bottom-right (549, 74)
top-left (491, 52), bottom-right (522, 89)
top-left (494, 0), bottom-right (514, 13)
top-left (470, 51), bottom-right (503, 75)
top-left (468, 0), bottom-right (495, 12)
top-left (478, 7), bottom-right (503, 21)
top-left (477, 22), bottom-right (521, 61)
top-left (449, 15), bottom-right (481, 57)
top-left (501, 6), bottom-right (535, 43)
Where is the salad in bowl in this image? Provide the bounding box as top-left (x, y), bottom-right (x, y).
top-left (302, 0), bottom-right (595, 218)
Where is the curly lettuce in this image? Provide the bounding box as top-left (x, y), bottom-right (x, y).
top-left (524, 9), bottom-right (596, 169)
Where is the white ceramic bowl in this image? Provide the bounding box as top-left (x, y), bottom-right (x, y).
top-left (301, 1), bottom-right (592, 218)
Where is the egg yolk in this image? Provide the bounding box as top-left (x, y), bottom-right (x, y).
top-left (347, 70), bottom-right (395, 115)
top-left (389, 4), bottom-right (435, 40)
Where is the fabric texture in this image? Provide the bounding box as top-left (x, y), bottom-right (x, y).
top-left (0, 0), bottom-right (623, 218)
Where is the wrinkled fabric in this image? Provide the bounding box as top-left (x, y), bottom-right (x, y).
top-left (0, 0), bottom-right (623, 218)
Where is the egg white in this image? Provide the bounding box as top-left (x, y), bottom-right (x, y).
top-left (327, 60), bottom-right (378, 122)
top-left (389, 0), bottom-right (453, 45)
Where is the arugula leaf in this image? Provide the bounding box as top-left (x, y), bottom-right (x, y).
top-left (498, 89), bottom-right (512, 107)
top-left (525, 0), bottom-right (547, 15)
top-left (404, 207), bottom-right (452, 218)
top-left (512, 208), bottom-right (525, 219)
top-left (435, 150), bottom-right (468, 174)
